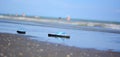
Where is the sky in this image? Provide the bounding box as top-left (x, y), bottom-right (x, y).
top-left (0, 0), bottom-right (120, 22)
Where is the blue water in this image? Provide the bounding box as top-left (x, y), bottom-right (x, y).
top-left (0, 19), bottom-right (120, 52)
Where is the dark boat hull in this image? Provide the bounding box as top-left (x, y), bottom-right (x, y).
top-left (17, 30), bottom-right (26, 34)
top-left (48, 34), bottom-right (70, 39)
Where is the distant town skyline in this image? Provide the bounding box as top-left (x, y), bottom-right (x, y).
top-left (0, 0), bottom-right (120, 22)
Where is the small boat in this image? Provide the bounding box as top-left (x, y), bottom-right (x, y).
top-left (48, 32), bottom-right (70, 39)
top-left (17, 30), bottom-right (26, 34)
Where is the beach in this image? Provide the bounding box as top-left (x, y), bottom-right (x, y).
top-left (0, 15), bottom-right (120, 57)
top-left (0, 33), bottom-right (120, 57)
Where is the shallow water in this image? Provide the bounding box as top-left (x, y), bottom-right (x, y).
top-left (0, 19), bottom-right (120, 52)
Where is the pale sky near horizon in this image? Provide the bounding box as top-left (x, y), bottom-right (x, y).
top-left (0, 0), bottom-right (120, 22)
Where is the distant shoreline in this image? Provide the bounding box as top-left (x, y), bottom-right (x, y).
top-left (0, 14), bottom-right (120, 30)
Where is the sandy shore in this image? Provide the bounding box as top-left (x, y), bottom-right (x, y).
top-left (0, 33), bottom-right (120, 57)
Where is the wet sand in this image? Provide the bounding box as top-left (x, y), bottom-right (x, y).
top-left (0, 33), bottom-right (120, 57)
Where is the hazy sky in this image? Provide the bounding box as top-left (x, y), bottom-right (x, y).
top-left (0, 0), bottom-right (120, 21)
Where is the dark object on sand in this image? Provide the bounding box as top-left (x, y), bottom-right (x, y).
top-left (48, 33), bottom-right (70, 39)
top-left (17, 30), bottom-right (26, 34)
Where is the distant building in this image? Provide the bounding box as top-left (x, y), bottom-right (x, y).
top-left (16, 13), bottom-right (18, 16)
top-left (58, 17), bottom-right (62, 19)
top-left (66, 16), bottom-right (71, 21)
top-left (22, 13), bottom-right (25, 17)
